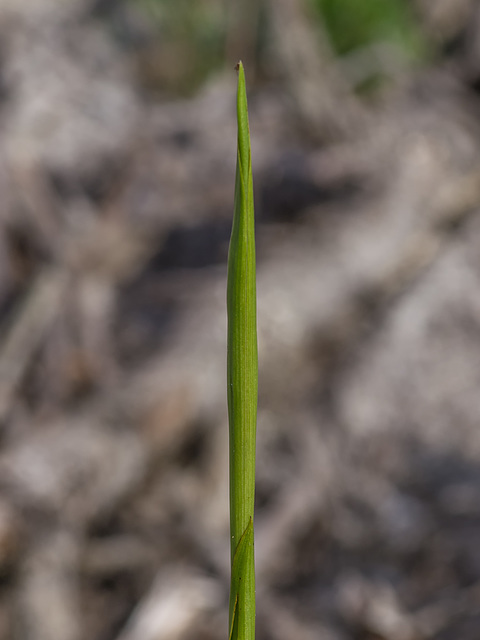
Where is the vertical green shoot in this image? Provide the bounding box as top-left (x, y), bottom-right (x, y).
top-left (227, 61), bottom-right (257, 640)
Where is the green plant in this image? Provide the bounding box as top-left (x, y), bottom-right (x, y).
top-left (310, 0), bottom-right (428, 91)
top-left (314, 0), bottom-right (425, 58)
top-left (133, 0), bottom-right (226, 95)
top-left (227, 61), bottom-right (257, 640)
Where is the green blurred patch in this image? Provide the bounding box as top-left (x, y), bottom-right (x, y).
top-left (134, 0), bottom-right (226, 95)
top-left (313, 0), bottom-right (427, 63)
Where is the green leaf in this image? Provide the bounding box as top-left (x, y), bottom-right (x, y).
top-left (227, 61), bottom-right (257, 640)
top-left (228, 518), bottom-right (255, 640)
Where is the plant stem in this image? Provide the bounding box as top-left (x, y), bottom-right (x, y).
top-left (227, 61), bottom-right (257, 640)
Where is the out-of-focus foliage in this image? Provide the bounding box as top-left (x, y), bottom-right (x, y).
top-left (313, 0), bottom-right (426, 59)
top-left (134, 0), bottom-right (226, 94)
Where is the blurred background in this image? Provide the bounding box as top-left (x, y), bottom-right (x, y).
top-left (0, 0), bottom-right (480, 639)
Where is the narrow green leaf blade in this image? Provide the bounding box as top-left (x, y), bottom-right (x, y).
top-left (227, 61), bottom-right (257, 640)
